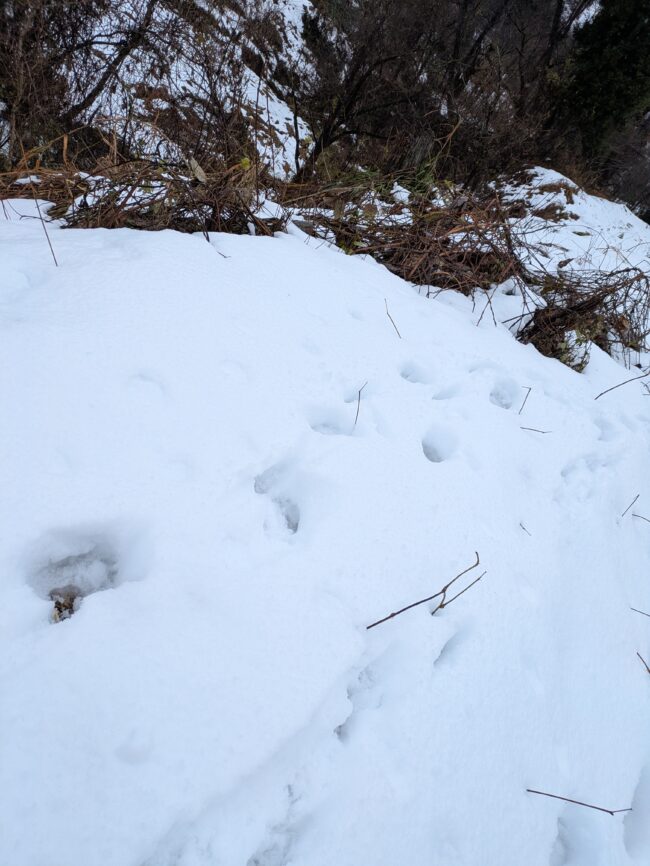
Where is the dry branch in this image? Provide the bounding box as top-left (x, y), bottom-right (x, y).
top-left (518, 386), bottom-right (532, 415)
top-left (366, 552), bottom-right (484, 630)
top-left (526, 788), bottom-right (632, 816)
top-left (594, 369), bottom-right (650, 401)
top-left (621, 494), bottom-right (640, 517)
top-left (353, 381), bottom-right (368, 428)
top-left (384, 299), bottom-right (402, 339)
top-left (636, 652), bottom-right (650, 675)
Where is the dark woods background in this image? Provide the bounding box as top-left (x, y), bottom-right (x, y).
top-left (1, 0), bottom-right (650, 214)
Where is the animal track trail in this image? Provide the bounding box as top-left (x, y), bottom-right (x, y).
top-left (548, 808), bottom-right (614, 866)
top-left (308, 381), bottom-right (374, 436)
top-left (254, 462), bottom-right (301, 537)
top-left (335, 662), bottom-right (382, 743)
top-left (624, 763), bottom-right (650, 858)
top-left (422, 425), bottom-right (458, 464)
top-left (308, 408), bottom-right (353, 437)
top-left (432, 629), bottom-right (468, 671)
top-left (432, 384), bottom-right (461, 401)
top-left (489, 378), bottom-right (522, 411)
top-left (400, 362), bottom-right (431, 385)
top-left (593, 415), bottom-right (621, 443)
top-left (557, 453), bottom-right (615, 504)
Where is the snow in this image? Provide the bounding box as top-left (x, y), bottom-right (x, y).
top-left (504, 167), bottom-right (650, 276)
top-left (1, 176), bottom-right (650, 866)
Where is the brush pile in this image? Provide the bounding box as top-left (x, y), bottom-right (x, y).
top-left (0, 158), bottom-right (284, 236)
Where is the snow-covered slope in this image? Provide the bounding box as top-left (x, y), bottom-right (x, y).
top-left (1, 192), bottom-right (650, 866)
top-left (503, 167), bottom-right (650, 276)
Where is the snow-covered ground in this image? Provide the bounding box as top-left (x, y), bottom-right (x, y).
top-left (503, 167), bottom-right (650, 276)
top-left (1, 185), bottom-right (650, 866)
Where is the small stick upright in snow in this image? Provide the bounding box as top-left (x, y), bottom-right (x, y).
top-left (384, 299), bottom-right (402, 339)
top-left (353, 382), bottom-right (368, 428)
top-left (526, 789), bottom-right (632, 816)
top-left (518, 386), bottom-right (532, 415)
top-left (366, 552), bottom-right (484, 630)
top-left (621, 494), bottom-right (640, 517)
top-left (32, 188), bottom-right (58, 267)
top-left (594, 369), bottom-right (650, 401)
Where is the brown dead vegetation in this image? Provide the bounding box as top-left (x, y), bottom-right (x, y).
top-left (2, 154), bottom-right (648, 373)
top-left (518, 268), bottom-right (650, 370)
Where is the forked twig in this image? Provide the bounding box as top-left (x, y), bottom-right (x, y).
top-left (526, 788), bottom-right (632, 816)
top-left (384, 298), bottom-right (402, 339)
top-left (366, 552), bottom-right (484, 630)
top-left (632, 513), bottom-right (650, 525)
top-left (594, 370), bottom-right (650, 401)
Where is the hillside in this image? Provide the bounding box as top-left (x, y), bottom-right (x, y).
top-left (1, 173), bottom-right (650, 866)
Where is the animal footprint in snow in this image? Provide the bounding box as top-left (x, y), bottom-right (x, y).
top-left (254, 463), bottom-right (301, 536)
top-left (432, 384), bottom-right (461, 401)
top-left (308, 408), bottom-right (353, 436)
top-left (489, 378), bottom-right (521, 410)
top-left (558, 454), bottom-right (610, 504)
top-left (25, 524), bottom-right (146, 622)
top-left (593, 415), bottom-right (619, 442)
top-left (624, 764), bottom-right (650, 857)
top-left (400, 362), bottom-right (431, 384)
top-left (336, 663), bottom-right (381, 742)
top-left (422, 426), bottom-right (458, 463)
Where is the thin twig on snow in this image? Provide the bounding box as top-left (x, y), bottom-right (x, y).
top-left (366, 552), bottom-right (484, 630)
top-left (526, 788), bottom-right (632, 816)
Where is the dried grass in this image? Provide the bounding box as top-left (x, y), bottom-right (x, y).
top-left (0, 136), bottom-right (285, 236)
top-left (3, 153), bottom-right (648, 374)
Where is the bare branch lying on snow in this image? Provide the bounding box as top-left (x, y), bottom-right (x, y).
top-left (526, 788), bottom-right (632, 816)
top-left (366, 552), bottom-right (485, 630)
top-left (621, 494), bottom-right (640, 517)
top-left (636, 652), bottom-right (650, 675)
top-left (594, 369), bottom-right (650, 401)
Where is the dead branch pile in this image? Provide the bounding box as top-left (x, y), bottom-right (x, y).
top-left (296, 193), bottom-right (524, 295)
top-left (518, 267), bottom-right (650, 370)
top-left (0, 160), bottom-right (285, 236)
